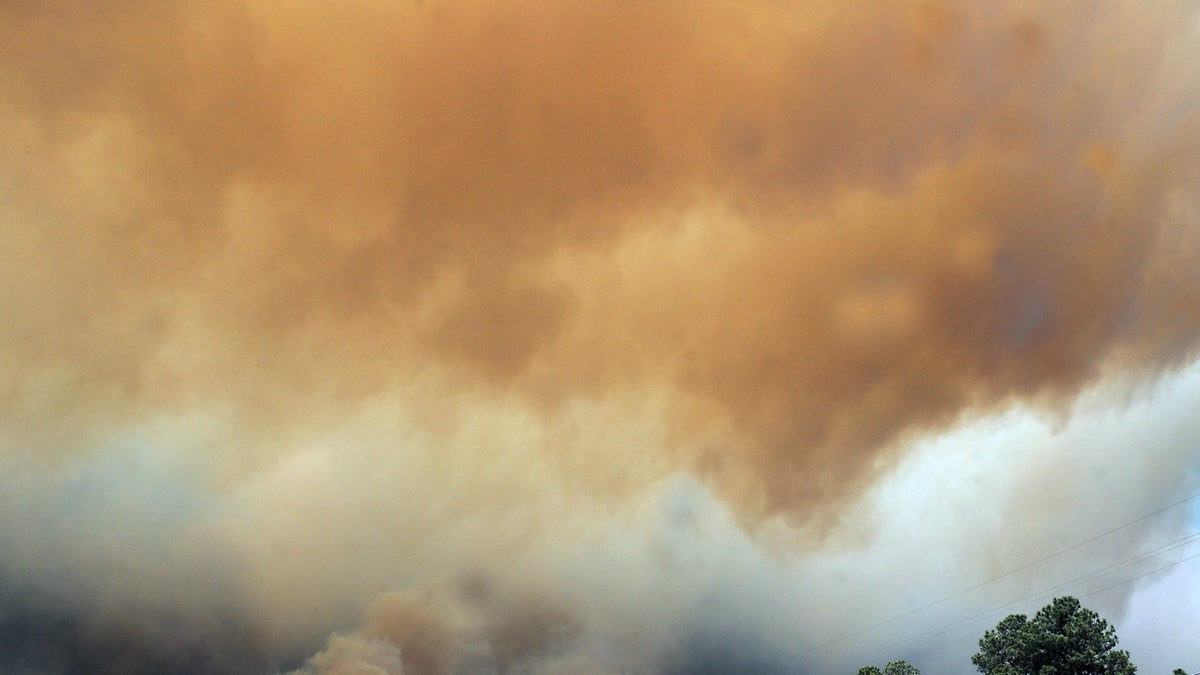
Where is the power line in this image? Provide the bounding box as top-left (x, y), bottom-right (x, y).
top-left (822, 548), bottom-right (1200, 675)
top-left (773, 488), bottom-right (1200, 669)
top-left (883, 529), bottom-right (1200, 654)
top-left (823, 529), bottom-right (1200, 673)
top-left (898, 545), bottom-right (1200, 666)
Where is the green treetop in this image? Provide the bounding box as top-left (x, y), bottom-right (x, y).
top-left (972, 596), bottom-right (1135, 675)
top-left (858, 659), bottom-right (922, 675)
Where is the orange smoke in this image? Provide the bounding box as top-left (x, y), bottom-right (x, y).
top-left (1, 0), bottom-right (1198, 523)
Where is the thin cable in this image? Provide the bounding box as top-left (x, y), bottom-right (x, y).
top-left (840, 530), bottom-right (1200, 667)
top-left (832, 547), bottom-right (1200, 674)
top-left (776, 489), bottom-right (1200, 667)
top-left (830, 528), bottom-right (1200, 667)
top-left (827, 530), bottom-right (1200, 672)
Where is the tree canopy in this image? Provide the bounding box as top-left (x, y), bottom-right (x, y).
top-left (858, 659), bottom-right (922, 675)
top-left (972, 596), bottom-right (1136, 675)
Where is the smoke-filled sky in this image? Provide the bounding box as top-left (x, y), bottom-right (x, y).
top-left (2, 1), bottom-right (1199, 673)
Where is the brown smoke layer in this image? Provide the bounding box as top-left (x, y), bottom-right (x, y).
top-left (2, 0), bottom-right (1199, 524)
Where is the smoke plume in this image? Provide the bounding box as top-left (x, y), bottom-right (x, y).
top-left (2, 0), bottom-right (1199, 673)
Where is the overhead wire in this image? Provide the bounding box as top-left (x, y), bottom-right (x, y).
top-left (894, 545), bottom-right (1200, 667)
top-left (770, 488), bottom-right (1200, 672)
top-left (822, 529), bottom-right (1200, 673)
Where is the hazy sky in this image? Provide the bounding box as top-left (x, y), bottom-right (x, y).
top-left (1, 2), bottom-right (1198, 674)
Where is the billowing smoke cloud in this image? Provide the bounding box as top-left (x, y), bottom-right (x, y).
top-left (5, 0), bottom-right (1199, 514)
top-left (2, 1), bottom-right (1199, 673)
